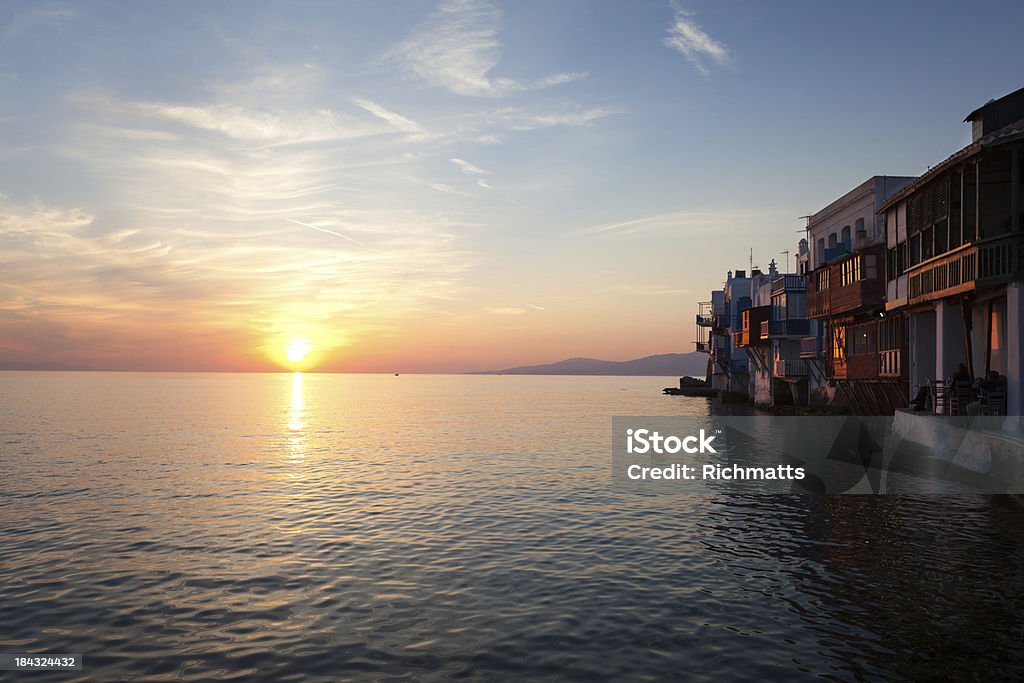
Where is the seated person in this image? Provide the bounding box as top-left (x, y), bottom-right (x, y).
top-left (967, 371), bottom-right (1007, 416)
top-left (945, 363), bottom-right (970, 388)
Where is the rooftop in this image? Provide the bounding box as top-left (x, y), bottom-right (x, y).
top-left (878, 117), bottom-right (1024, 213)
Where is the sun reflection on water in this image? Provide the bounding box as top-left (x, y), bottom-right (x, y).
top-left (287, 372), bottom-right (306, 460)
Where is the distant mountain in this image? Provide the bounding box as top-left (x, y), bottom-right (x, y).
top-left (472, 353), bottom-right (708, 377)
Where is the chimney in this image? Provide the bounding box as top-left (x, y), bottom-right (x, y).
top-left (735, 269), bottom-right (746, 279)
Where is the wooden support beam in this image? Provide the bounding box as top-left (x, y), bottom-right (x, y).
top-left (1013, 146), bottom-right (1020, 234)
top-left (976, 158), bottom-right (982, 241)
top-left (963, 297), bottom-right (975, 380)
top-left (985, 299), bottom-right (994, 376)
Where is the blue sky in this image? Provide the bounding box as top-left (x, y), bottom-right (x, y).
top-left (1, 1), bottom-right (1023, 371)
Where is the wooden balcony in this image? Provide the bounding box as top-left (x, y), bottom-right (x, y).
top-left (905, 234), bottom-right (1024, 306)
top-left (808, 288), bottom-right (830, 318)
top-left (978, 233), bottom-right (1024, 283)
top-left (737, 305), bottom-right (770, 347)
top-left (831, 278), bottom-right (885, 315)
top-left (774, 359), bottom-right (808, 377)
top-left (907, 242), bottom-right (976, 305)
top-left (807, 245), bottom-right (886, 318)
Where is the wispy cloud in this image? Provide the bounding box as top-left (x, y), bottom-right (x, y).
top-left (485, 306), bottom-right (528, 315)
top-left (89, 98), bottom-right (388, 145)
top-left (578, 208), bottom-right (790, 238)
top-left (600, 283), bottom-right (690, 297)
top-left (389, 0), bottom-right (584, 96)
top-left (663, 4), bottom-right (730, 77)
top-left (352, 97), bottom-right (433, 140)
top-left (478, 106), bottom-right (619, 132)
top-left (284, 217), bottom-right (365, 246)
top-left (1, 6), bottom-right (75, 44)
top-left (5, 69), bottom-right (491, 368)
top-left (450, 157), bottom-right (489, 175)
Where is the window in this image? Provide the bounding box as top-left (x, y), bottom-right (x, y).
top-left (816, 238), bottom-right (825, 266)
top-left (886, 244), bottom-right (908, 280)
top-left (832, 325), bottom-right (846, 363)
top-left (773, 294), bottom-right (786, 322)
top-left (816, 269), bottom-right (829, 291)
top-left (879, 317), bottom-right (902, 352)
top-left (863, 254), bottom-right (877, 280)
top-left (828, 233), bottom-right (837, 248)
top-left (851, 323), bottom-right (877, 355)
top-left (841, 257), bottom-right (861, 286)
top-left (788, 292), bottom-right (806, 319)
top-left (841, 225), bottom-right (851, 249)
top-left (922, 226), bottom-right (933, 260)
top-left (854, 217), bottom-right (866, 240)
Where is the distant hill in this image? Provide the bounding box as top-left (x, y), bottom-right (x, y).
top-left (472, 353), bottom-right (708, 377)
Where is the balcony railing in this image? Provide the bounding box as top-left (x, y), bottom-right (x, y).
top-left (907, 242), bottom-right (976, 304)
top-left (879, 349), bottom-right (901, 377)
top-left (768, 319), bottom-right (810, 337)
top-left (978, 233), bottom-right (1024, 283)
top-left (774, 359), bottom-right (808, 377)
top-left (799, 336), bottom-right (821, 359)
top-left (696, 313), bottom-right (714, 326)
top-left (771, 274), bottom-right (806, 295)
top-left (905, 234), bottom-right (1024, 306)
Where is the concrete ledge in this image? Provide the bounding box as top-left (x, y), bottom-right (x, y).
top-left (892, 410), bottom-right (1024, 478)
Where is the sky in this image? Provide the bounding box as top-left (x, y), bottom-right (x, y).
top-left (1, 0), bottom-right (1023, 373)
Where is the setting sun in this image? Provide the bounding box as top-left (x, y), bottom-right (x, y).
top-left (285, 339), bottom-right (311, 363)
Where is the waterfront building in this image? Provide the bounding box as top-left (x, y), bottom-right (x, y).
top-left (694, 289), bottom-right (725, 385)
top-left (880, 86), bottom-right (1024, 418)
top-left (803, 175), bottom-right (917, 413)
top-left (735, 255), bottom-right (814, 407)
top-left (696, 271), bottom-right (754, 394)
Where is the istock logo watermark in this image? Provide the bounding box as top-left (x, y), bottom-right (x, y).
top-left (611, 415), bottom-right (1024, 495)
top-left (626, 428), bottom-right (718, 454)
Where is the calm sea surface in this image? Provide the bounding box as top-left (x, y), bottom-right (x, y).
top-left (2, 372), bottom-right (1024, 681)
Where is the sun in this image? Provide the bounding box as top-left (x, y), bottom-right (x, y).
top-left (285, 339), bottom-right (311, 363)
